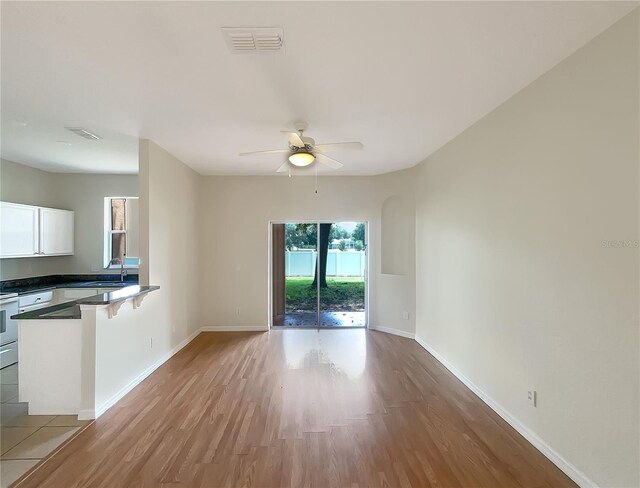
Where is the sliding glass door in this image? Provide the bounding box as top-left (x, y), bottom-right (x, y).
top-left (273, 223), bottom-right (318, 327)
top-left (319, 222), bottom-right (366, 327)
top-left (272, 221), bottom-right (366, 328)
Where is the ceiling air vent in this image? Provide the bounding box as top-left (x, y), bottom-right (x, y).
top-left (65, 127), bottom-right (102, 140)
top-left (222, 27), bottom-right (284, 54)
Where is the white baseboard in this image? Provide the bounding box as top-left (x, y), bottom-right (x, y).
top-left (77, 409), bottom-right (95, 421)
top-left (414, 335), bottom-right (596, 488)
top-left (90, 328), bottom-right (202, 420)
top-left (369, 325), bottom-right (415, 339)
top-left (200, 325), bottom-right (269, 332)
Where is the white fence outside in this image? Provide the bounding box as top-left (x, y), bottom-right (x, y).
top-left (286, 250), bottom-right (365, 277)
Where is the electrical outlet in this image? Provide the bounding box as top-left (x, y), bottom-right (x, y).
top-left (527, 390), bottom-right (537, 407)
top-left (402, 311), bottom-right (410, 320)
top-left (236, 307), bottom-right (241, 315)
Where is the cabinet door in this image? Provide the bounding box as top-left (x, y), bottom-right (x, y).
top-left (0, 202), bottom-right (39, 257)
top-left (40, 208), bottom-right (74, 255)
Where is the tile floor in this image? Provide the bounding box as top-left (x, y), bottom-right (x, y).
top-left (0, 364), bottom-right (90, 487)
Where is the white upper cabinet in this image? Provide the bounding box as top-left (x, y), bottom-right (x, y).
top-left (40, 207), bottom-right (74, 255)
top-left (0, 202), bottom-right (74, 258)
top-left (0, 202), bottom-right (39, 257)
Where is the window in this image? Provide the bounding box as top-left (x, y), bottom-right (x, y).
top-left (104, 197), bottom-right (139, 269)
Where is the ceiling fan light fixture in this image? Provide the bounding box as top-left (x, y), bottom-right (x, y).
top-left (289, 151), bottom-right (315, 167)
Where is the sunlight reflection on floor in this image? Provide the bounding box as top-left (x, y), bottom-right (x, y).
top-left (281, 328), bottom-right (367, 379)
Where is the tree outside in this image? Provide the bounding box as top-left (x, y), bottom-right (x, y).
top-left (285, 223), bottom-right (316, 250)
top-left (285, 223), bottom-right (356, 252)
top-left (352, 223), bottom-right (365, 244)
top-left (284, 223), bottom-right (366, 311)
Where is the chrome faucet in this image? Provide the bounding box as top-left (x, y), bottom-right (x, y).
top-left (109, 256), bottom-right (127, 282)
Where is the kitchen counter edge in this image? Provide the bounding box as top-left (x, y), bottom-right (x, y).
top-left (12, 285), bottom-right (160, 320)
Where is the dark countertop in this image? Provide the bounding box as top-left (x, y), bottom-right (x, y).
top-left (1, 274), bottom-right (139, 295)
top-left (12, 285), bottom-right (160, 320)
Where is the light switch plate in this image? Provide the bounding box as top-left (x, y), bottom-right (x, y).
top-left (528, 390), bottom-right (537, 407)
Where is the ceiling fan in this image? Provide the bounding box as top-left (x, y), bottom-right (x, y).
top-left (239, 123), bottom-right (363, 173)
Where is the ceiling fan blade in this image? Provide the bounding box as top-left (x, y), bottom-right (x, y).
top-left (276, 162), bottom-right (289, 173)
top-left (239, 148), bottom-right (290, 156)
top-left (281, 131), bottom-right (305, 148)
top-left (316, 153), bottom-right (344, 169)
top-left (314, 142), bottom-right (363, 153)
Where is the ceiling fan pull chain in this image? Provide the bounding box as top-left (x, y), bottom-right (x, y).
top-left (315, 164), bottom-right (318, 194)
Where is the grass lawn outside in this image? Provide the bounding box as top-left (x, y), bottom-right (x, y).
top-left (285, 276), bottom-right (365, 312)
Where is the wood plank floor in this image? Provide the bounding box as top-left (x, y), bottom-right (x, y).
top-left (16, 330), bottom-right (576, 487)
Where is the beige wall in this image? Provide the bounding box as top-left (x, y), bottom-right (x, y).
top-left (54, 173), bottom-right (138, 274)
top-left (374, 169), bottom-right (416, 334)
top-left (139, 139), bottom-right (201, 343)
top-left (199, 170), bottom-right (416, 334)
top-left (0, 159), bottom-right (137, 280)
top-left (414, 10), bottom-right (639, 487)
top-left (0, 159), bottom-right (59, 208)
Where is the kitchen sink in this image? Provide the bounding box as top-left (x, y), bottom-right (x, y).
top-left (74, 281), bottom-right (132, 288)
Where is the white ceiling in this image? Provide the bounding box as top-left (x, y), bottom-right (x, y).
top-left (1, 1), bottom-right (637, 175)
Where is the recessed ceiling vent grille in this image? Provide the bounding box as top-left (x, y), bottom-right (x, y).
top-left (65, 127), bottom-right (102, 140)
top-left (222, 27), bottom-right (284, 54)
